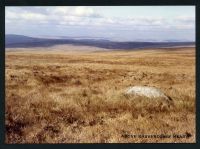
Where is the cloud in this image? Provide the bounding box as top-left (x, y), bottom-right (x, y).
top-left (6, 7), bottom-right (103, 26)
top-left (24, 6), bottom-right (102, 18)
top-left (176, 15), bottom-right (195, 22)
top-left (74, 6), bottom-right (101, 18)
top-left (5, 7), bottom-right (195, 34)
top-left (6, 8), bottom-right (47, 22)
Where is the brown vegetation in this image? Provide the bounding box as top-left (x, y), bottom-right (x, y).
top-left (5, 47), bottom-right (195, 143)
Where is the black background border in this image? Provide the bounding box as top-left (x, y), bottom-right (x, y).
top-left (1, 0), bottom-right (199, 149)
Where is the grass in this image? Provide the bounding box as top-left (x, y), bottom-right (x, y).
top-left (5, 47), bottom-right (195, 143)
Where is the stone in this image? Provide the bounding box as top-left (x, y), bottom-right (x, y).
top-left (125, 86), bottom-right (172, 101)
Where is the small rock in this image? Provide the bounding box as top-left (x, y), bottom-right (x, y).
top-left (125, 86), bottom-right (171, 101)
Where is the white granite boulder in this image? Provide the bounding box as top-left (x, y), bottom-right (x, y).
top-left (125, 86), bottom-right (172, 101)
top-left (124, 86), bottom-right (174, 111)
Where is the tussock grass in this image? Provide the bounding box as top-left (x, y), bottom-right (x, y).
top-left (5, 47), bottom-right (195, 143)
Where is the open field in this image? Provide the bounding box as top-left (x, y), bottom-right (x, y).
top-left (5, 47), bottom-right (195, 143)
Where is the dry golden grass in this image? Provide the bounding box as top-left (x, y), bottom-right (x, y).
top-left (5, 47), bottom-right (195, 143)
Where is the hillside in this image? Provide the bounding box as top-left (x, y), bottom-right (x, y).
top-left (5, 47), bottom-right (195, 143)
top-left (6, 34), bottom-right (195, 50)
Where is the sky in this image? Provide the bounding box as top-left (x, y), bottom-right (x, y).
top-left (5, 6), bottom-right (195, 42)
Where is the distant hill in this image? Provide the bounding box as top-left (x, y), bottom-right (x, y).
top-left (5, 34), bottom-right (195, 50)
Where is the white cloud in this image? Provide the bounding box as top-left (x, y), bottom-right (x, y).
top-left (5, 7), bottom-right (195, 31)
top-left (6, 8), bottom-right (47, 22)
top-left (175, 15), bottom-right (195, 22)
top-left (74, 7), bottom-right (94, 17)
top-left (21, 13), bottom-right (46, 21)
top-left (51, 7), bottom-right (69, 15)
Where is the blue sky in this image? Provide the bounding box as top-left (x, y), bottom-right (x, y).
top-left (5, 6), bottom-right (195, 41)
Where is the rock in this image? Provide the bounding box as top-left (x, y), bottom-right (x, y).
top-left (125, 86), bottom-right (171, 101)
top-left (124, 86), bottom-right (174, 111)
